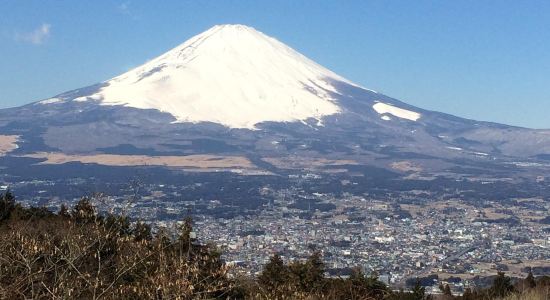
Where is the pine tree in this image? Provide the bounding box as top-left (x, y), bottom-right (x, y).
top-left (304, 250), bottom-right (325, 292)
top-left (363, 271), bottom-right (388, 299)
top-left (490, 271), bottom-right (515, 298)
top-left (525, 271), bottom-right (536, 289)
top-left (178, 215), bottom-right (194, 255)
top-left (72, 197), bottom-right (97, 223)
top-left (462, 287), bottom-right (474, 300)
top-left (258, 254), bottom-right (289, 295)
top-left (105, 214), bottom-right (131, 235)
top-left (412, 279), bottom-right (426, 300)
top-left (0, 189), bottom-right (15, 221)
top-left (58, 204), bottom-right (70, 218)
top-left (133, 222), bottom-right (152, 242)
top-left (349, 267), bottom-right (366, 282)
top-left (443, 284), bottom-right (452, 296)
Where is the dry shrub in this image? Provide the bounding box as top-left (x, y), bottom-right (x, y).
top-left (0, 199), bottom-right (236, 299)
top-left (503, 287), bottom-right (550, 300)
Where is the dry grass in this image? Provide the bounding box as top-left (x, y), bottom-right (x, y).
top-left (0, 135), bottom-right (19, 156)
top-left (21, 152), bottom-right (256, 169)
top-left (503, 287), bottom-right (550, 300)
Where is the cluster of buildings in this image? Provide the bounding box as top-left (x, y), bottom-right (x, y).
top-left (190, 190), bottom-right (550, 290)
top-left (3, 178), bottom-right (550, 291)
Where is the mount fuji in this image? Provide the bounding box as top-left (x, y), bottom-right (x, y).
top-left (2, 24), bottom-right (550, 186)
top-left (66, 24), bottom-right (352, 129)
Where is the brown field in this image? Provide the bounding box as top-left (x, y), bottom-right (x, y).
top-left (21, 152), bottom-right (257, 169)
top-left (0, 135), bottom-right (19, 156)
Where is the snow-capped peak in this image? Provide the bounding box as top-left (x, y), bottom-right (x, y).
top-left (74, 24), bottom-right (363, 129)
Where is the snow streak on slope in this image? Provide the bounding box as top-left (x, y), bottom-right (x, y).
top-left (372, 102), bottom-right (421, 121)
top-left (76, 24), bottom-right (362, 129)
top-left (38, 98), bottom-right (64, 105)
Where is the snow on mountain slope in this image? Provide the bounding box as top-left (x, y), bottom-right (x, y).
top-left (74, 24), bottom-right (364, 129)
top-left (372, 102), bottom-right (421, 121)
top-left (38, 98), bottom-right (63, 105)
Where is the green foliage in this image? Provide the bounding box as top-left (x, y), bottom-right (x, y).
top-left (301, 250), bottom-right (326, 292)
top-left (462, 287), bottom-right (474, 300)
top-left (536, 275), bottom-right (550, 287)
top-left (411, 279), bottom-right (427, 300)
top-left (71, 197), bottom-right (97, 223)
top-left (524, 271), bottom-right (536, 289)
top-left (133, 221), bottom-right (152, 242)
top-left (341, 267), bottom-right (389, 299)
top-left (490, 271), bottom-right (515, 298)
top-left (178, 215), bottom-right (194, 255)
top-left (256, 252), bottom-right (390, 299)
top-left (287, 252), bottom-right (326, 295)
top-left (258, 254), bottom-right (290, 295)
top-left (439, 283), bottom-right (452, 296)
top-left (0, 189), bottom-right (15, 221)
top-left (58, 203), bottom-right (71, 218)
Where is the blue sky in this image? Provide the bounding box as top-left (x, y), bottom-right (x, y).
top-left (1, 1), bottom-right (549, 128)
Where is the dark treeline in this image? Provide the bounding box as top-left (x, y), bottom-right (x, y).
top-left (0, 190), bottom-right (548, 299)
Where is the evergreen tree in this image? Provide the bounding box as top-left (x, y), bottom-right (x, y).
top-left (133, 222), bottom-right (152, 242)
top-left (105, 214), bottom-right (131, 235)
top-left (411, 279), bottom-right (426, 300)
top-left (536, 275), bottom-right (550, 287)
top-left (366, 274), bottom-right (386, 298)
top-left (349, 267), bottom-right (367, 283)
top-left (525, 271), bottom-right (536, 289)
top-left (490, 271), bottom-right (514, 298)
top-left (154, 227), bottom-right (171, 249)
top-left (258, 254), bottom-right (289, 295)
top-left (286, 251), bottom-right (326, 294)
top-left (349, 268), bottom-right (388, 299)
top-left (304, 250), bottom-right (325, 292)
top-left (443, 284), bottom-right (452, 296)
top-left (461, 287), bottom-right (474, 300)
top-left (72, 197), bottom-right (97, 223)
top-left (438, 282), bottom-right (452, 296)
top-left (0, 189), bottom-right (15, 221)
top-left (178, 215), bottom-right (194, 255)
top-left (58, 204), bottom-right (70, 218)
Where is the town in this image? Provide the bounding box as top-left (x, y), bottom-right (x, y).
top-left (3, 171), bottom-right (549, 294)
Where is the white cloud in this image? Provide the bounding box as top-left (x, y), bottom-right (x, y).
top-left (117, 1), bottom-right (139, 20)
top-left (15, 23), bottom-right (51, 45)
top-left (117, 1), bottom-right (131, 15)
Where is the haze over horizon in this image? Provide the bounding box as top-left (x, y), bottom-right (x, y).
top-left (1, 1), bottom-right (549, 128)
